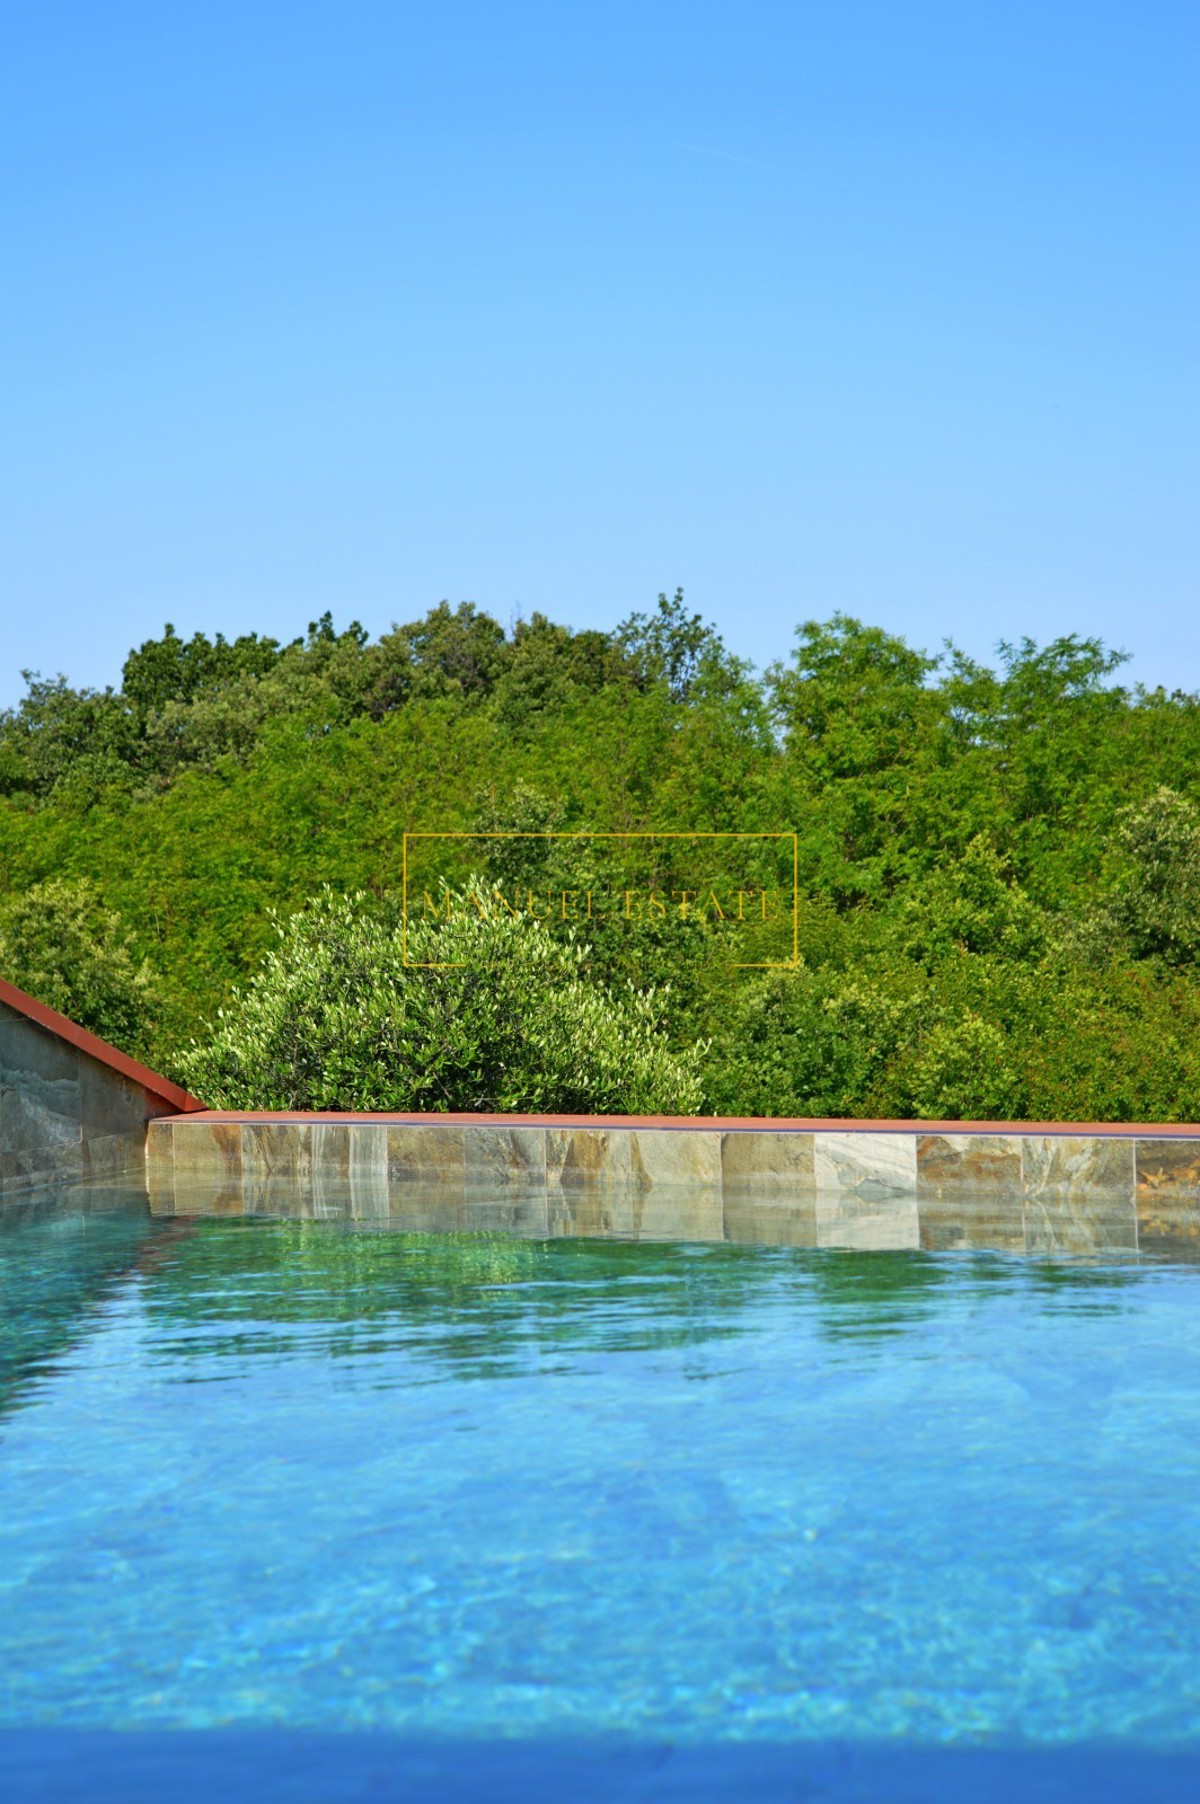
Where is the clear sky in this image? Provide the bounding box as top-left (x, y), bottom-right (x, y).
top-left (1, 1), bottom-right (1196, 707)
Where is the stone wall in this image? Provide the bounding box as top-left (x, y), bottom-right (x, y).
top-left (147, 1115), bottom-right (1200, 1258)
top-left (0, 994), bottom-right (195, 1198)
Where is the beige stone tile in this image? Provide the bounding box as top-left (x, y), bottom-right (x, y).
top-left (349, 1174), bottom-right (391, 1220)
top-left (236, 1175), bottom-right (312, 1217)
top-left (312, 1123), bottom-right (352, 1178)
top-left (1135, 1146), bottom-right (1200, 1256)
top-left (241, 1122), bottom-right (312, 1180)
top-left (146, 1180), bottom-right (177, 1216)
top-left (630, 1129), bottom-right (721, 1191)
top-left (311, 1125), bottom-right (352, 1213)
top-left (549, 1186), bottom-right (638, 1239)
top-left (348, 1124), bottom-right (388, 1179)
top-left (1136, 1138), bottom-right (1200, 1201)
top-left (172, 1120), bottom-right (243, 1184)
top-left (167, 1177), bottom-right (248, 1216)
top-left (721, 1130), bottom-right (815, 1191)
top-left (387, 1123), bottom-right (465, 1183)
top-left (145, 1120), bottom-right (175, 1187)
top-left (1021, 1137), bottom-right (1134, 1201)
top-left (633, 1183), bottom-right (724, 1243)
top-left (386, 1180), bottom-right (468, 1232)
top-left (348, 1125), bottom-right (388, 1215)
top-left (546, 1126), bottom-right (634, 1192)
top-left (918, 1190), bottom-right (1025, 1253)
top-left (813, 1132), bottom-right (917, 1197)
top-left (208, 1187), bottom-right (262, 1216)
top-left (464, 1126), bottom-right (547, 1188)
top-left (460, 1182), bottom-right (550, 1237)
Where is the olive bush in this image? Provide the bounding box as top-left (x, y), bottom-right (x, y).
top-left (177, 884), bottom-right (704, 1113)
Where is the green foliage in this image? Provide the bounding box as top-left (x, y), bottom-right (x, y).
top-left (899, 835), bottom-right (1047, 966)
top-left (5, 596), bottom-right (1200, 1122)
top-left (616, 588), bottom-right (735, 702)
top-left (367, 601), bottom-right (510, 714)
top-left (1101, 787), bottom-right (1200, 965)
top-left (121, 621), bottom-right (291, 713)
top-left (0, 876), bottom-right (158, 1055)
top-left (178, 886), bottom-right (704, 1114)
top-left (493, 613), bottom-right (635, 732)
top-left (904, 1013), bottom-right (1022, 1121)
top-left (0, 675), bottom-right (140, 803)
top-left (768, 613), bottom-right (939, 779)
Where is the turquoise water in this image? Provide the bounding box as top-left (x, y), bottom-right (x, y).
top-left (3, 1190), bottom-right (1200, 1800)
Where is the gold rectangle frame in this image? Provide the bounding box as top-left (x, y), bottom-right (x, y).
top-left (402, 831), bottom-right (799, 970)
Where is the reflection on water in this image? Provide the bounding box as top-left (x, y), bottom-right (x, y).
top-left (153, 1171), bottom-right (1166, 1263)
top-left (0, 1181), bottom-right (1151, 1412)
top-left (0, 1189), bottom-right (180, 1414)
top-left (0, 1170), bottom-right (1166, 1409)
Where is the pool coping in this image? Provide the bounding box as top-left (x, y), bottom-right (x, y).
top-left (169, 1110), bottom-right (1200, 1137)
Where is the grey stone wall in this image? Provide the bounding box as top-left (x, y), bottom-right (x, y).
top-left (0, 1000), bottom-right (171, 1197)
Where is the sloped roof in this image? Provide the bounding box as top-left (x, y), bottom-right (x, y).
top-left (0, 975), bottom-right (204, 1114)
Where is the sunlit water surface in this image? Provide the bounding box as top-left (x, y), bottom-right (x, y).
top-left (2, 1188), bottom-right (1200, 1801)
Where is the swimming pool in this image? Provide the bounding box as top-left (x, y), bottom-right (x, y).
top-left (3, 1183), bottom-right (1200, 1800)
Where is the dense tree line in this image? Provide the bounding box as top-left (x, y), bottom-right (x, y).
top-left (2, 593), bottom-right (1199, 1119)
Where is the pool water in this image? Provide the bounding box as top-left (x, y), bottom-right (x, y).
top-left (3, 1188), bottom-right (1200, 1801)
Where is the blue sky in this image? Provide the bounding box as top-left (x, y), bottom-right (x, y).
top-left (1, 1), bottom-right (1196, 706)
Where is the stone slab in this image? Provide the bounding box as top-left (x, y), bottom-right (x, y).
top-left (724, 1190), bottom-right (819, 1247)
top-left (630, 1129), bottom-right (721, 1192)
top-left (633, 1182), bottom-right (724, 1243)
top-left (918, 1190), bottom-right (1025, 1253)
top-left (813, 1132), bottom-right (917, 1198)
top-left (388, 1124), bottom-right (466, 1184)
top-left (1137, 1139), bottom-right (1200, 1201)
top-left (917, 1133), bottom-right (1022, 1197)
top-left (1024, 1190), bottom-right (1138, 1257)
top-left (721, 1130), bottom-right (815, 1191)
top-left (1021, 1136), bottom-right (1135, 1201)
top-left (547, 1126), bottom-right (634, 1192)
top-left (463, 1126), bottom-right (547, 1188)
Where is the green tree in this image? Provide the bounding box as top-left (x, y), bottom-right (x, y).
top-left (121, 622), bottom-right (290, 714)
top-left (767, 614), bottom-right (940, 778)
top-left (616, 589), bottom-right (733, 702)
top-left (367, 601), bottom-right (511, 716)
top-left (0, 876), bottom-right (158, 1055)
top-left (898, 834), bottom-right (1047, 966)
top-left (0, 674), bottom-right (141, 801)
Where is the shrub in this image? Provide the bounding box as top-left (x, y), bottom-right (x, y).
top-left (1103, 787), bottom-right (1200, 965)
top-left (177, 884), bottom-right (704, 1114)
